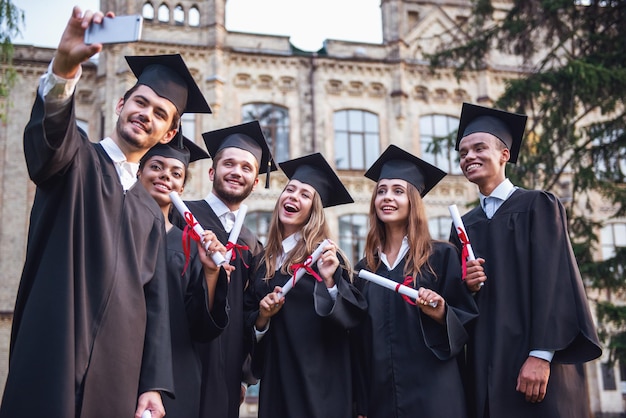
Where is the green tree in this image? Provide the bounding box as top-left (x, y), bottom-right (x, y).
top-left (428, 0), bottom-right (626, 362)
top-left (0, 0), bottom-right (24, 120)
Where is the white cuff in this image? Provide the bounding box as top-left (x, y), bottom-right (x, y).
top-left (254, 321), bottom-right (270, 342)
top-left (327, 284), bottom-right (338, 301)
top-left (529, 350), bottom-right (554, 362)
top-left (39, 59), bottom-right (81, 102)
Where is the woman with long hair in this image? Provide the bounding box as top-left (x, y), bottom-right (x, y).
top-left (138, 136), bottom-right (231, 418)
top-left (352, 145), bottom-right (478, 418)
top-left (244, 153), bottom-right (367, 418)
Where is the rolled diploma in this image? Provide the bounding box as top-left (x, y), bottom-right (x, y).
top-left (141, 410), bottom-right (152, 418)
top-left (278, 239), bottom-right (331, 297)
top-left (358, 269), bottom-right (438, 308)
top-left (169, 191), bottom-right (226, 266)
top-left (224, 204), bottom-right (248, 263)
top-left (448, 204), bottom-right (476, 261)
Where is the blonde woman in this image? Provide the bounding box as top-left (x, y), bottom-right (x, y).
top-left (244, 153), bottom-right (367, 418)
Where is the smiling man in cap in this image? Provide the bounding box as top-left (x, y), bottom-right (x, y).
top-left (452, 102), bottom-right (601, 418)
top-left (170, 120), bottom-right (275, 418)
top-left (0, 7), bottom-right (210, 418)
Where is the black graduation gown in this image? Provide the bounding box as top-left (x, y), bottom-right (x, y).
top-left (0, 94), bottom-right (174, 418)
top-left (351, 241), bottom-right (478, 418)
top-left (450, 189), bottom-right (602, 418)
top-left (171, 200), bottom-right (262, 418)
top-left (244, 255), bottom-right (368, 418)
top-left (162, 227), bottom-right (229, 418)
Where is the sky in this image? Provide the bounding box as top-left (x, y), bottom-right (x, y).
top-left (11, 0), bottom-right (383, 52)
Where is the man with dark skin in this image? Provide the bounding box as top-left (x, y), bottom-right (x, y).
top-left (452, 102), bottom-right (602, 418)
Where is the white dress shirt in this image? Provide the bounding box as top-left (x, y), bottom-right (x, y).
top-left (205, 192), bottom-right (238, 233)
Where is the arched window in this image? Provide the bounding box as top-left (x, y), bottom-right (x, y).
top-left (242, 103), bottom-right (290, 163)
top-left (334, 110), bottom-right (379, 170)
top-left (158, 4), bottom-right (170, 22)
top-left (142, 2), bottom-right (154, 20)
top-left (419, 114), bottom-right (461, 175)
top-left (339, 214), bottom-right (368, 264)
top-left (188, 6), bottom-right (200, 26)
top-left (174, 5), bottom-right (185, 25)
top-left (244, 211), bottom-right (273, 245)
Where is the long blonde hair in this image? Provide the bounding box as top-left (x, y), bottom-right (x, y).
top-left (364, 181), bottom-right (433, 279)
top-left (262, 184), bottom-right (352, 279)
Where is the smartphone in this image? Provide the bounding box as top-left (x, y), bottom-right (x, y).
top-left (84, 15), bottom-right (143, 45)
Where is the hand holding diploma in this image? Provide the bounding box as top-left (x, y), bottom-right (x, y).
top-left (169, 191), bottom-right (226, 266)
top-left (358, 269), bottom-right (439, 308)
top-left (278, 239), bottom-right (331, 297)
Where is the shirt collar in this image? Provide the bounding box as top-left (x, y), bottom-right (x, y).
top-left (379, 236), bottom-right (409, 271)
top-left (100, 137), bottom-right (127, 164)
top-left (276, 232), bottom-right (302, 269)
top-left (205, 192), bottom-right (239, 218)
top-left (282, 232), bottom-right (302, 254)
top-left (480, 178), bottom-right (515, 205)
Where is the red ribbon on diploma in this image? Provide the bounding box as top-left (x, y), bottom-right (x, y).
top-left (395, 276), bottom-right (418, 306)
top-left (225, 241), bottom-right (250, 267)
top-left (181, 212), bottom-right (202, 276)
top-left (457, 227), bottom-right (471, 279)
top-left (289, 256), bottom-right (322, 288)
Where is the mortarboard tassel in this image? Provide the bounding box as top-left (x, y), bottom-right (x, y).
top-left (265, 160), bottom-right (271, 189)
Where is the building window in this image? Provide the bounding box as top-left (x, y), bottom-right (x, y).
top-left (242, 103), bottom-right (290, 163)
top-left (334, 109), bottom-right (379, 170)
top-left (244, 211), bottom-right (272, 245)
top-left (428, 216), bottom-right (451, 241)
top-left (181, 113), bottom-right (196, 144)
top-left (602, 362), bottom-right (618, 391)
top-left (188, 6), bottom-right (200, 26)
top-left (600, 222), bottom-right (626, 259)
top-left (158, 4), bottom-right (169, 22)
top-left (174, 5), bottom-right (184, 25)
top-left (142, 2), bottom-right (154, 20)
top-left (420, 114), bottom-right (461, 175)
top-left (339, 214), bottom-right (368, 264)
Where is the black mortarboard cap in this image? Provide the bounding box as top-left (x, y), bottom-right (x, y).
top-left (125, 54), bottom-right (211, 115)
top-left (455, 102), bottom-right (527, 163)
top-left (202, 121), bottom-right (276, 181)
top-left (364, 145), bottom-right (446, 197)
top-left (279, 153), bottom-right (354, 208)
top-left (142, 129), bottom-right (209, 168)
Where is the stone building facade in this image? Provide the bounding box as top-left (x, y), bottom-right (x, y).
top-left (0, 0), bottom-right (623, 415)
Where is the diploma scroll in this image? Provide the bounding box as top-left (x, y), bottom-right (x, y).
top-left (448, 204), bottom-right (476, 261)
top-left (358, 269), bottom-right (438, 308)
top-left (278, 239), bottom-right (331, 297)
top-left (224, 204), bottom-right (248, 263)
top-left (169, 192), bottom-right (226, 266)
top-left (141, 410), bottom-right (152, 418)
top-left (449, 204), bottom-right (482, 287)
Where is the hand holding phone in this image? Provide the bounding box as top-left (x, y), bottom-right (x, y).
top-left (84, 15), bottom-right (143, 45)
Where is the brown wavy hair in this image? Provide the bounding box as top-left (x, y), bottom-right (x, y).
top-left (363, 181), bottom-right (434, 281)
